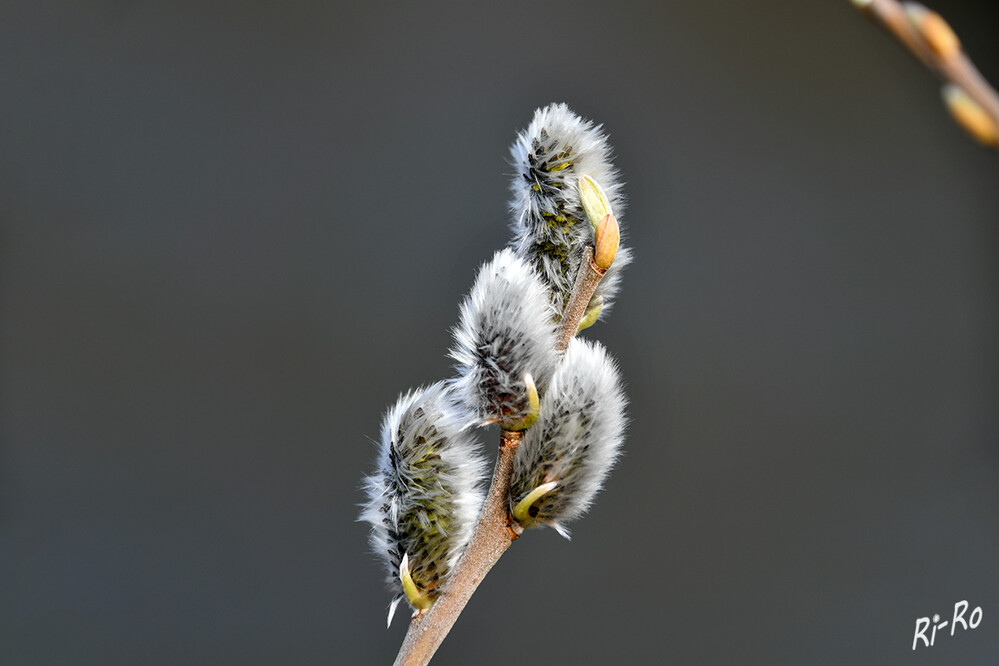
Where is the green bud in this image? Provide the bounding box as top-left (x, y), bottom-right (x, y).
top-left (578, 175), bottom-right (613, 233)
top-left (576, 301), bottom-right (603, 333)
top-left (502, 373), bottom-right (540, 432)
top-left (400, 553), bottom-right (435, 613)
top-left (512, 481), bottom-right (559, 527)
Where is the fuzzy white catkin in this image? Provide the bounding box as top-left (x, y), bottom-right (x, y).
top-left (510, 337), bottom-right (627, 536)
top-left (450, 248), bottom-right (559, 429)
top-left (359, 382), bottom-right (485, 622)
top-left (508, 102), bottom-right (631, 317)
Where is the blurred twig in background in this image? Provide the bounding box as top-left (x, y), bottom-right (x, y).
top-left (853, 0), bottom-right (999, 149)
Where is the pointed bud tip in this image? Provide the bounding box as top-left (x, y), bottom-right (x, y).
top-left (502, 373), bottom-right (540, 431)
top-left (578, 175), bottom-right (613, 233)
top-left (512, 480), bottom-right (560, 526)
top-left (593, 214), bottom-right (620, 270)
top-left (399, 553), bottom-right (434, 611)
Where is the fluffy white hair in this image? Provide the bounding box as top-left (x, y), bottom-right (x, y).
top-left (509, 337), bottom-right (627, 537)
top-left (450, 248), bottom-right (559, 429)
top-left (508, 103), bottom-right (631, 318)
top-left (360, 382), bottom-right (485, 624)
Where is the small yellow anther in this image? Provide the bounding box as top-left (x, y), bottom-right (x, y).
top-left (942, 84), bottom-right (999, 147)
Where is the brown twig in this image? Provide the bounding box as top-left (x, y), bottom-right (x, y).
top-left (853, 0), bottom-right (999, 148)
top-left (555, 214), bottom-right (620, 352)
top-left (556, 247), bottom-right (606, 352)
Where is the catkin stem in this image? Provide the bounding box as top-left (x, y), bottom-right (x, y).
top-left (556, 246), bottom-right (607, 352)
top-left (392, 431), bottom-right (524, 666)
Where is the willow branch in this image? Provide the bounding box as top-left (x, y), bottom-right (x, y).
top-left (853, 0), bottom-right (999, 148)
top-left (556, 248), bottom-right (606, 352)
top-left (392, 222), bottom-right (618, 666)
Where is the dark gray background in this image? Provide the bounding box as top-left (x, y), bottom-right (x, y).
top-left (2, 1), bottom-right (998, 664)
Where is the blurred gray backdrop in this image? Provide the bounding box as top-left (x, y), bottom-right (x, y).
top-left (2, 1), bottom-right (999, 664)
